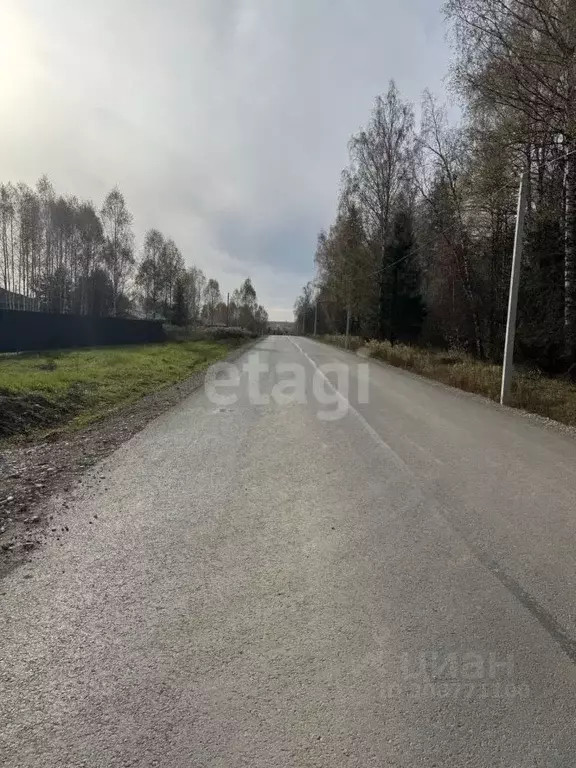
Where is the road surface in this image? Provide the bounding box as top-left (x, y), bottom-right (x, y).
top-left (3, 335), bottom-right (576, 766)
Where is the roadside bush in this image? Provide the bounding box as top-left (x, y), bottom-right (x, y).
top-left (164, 325), bottom-right (257, 342)
top-left (207, 327), bottom-right (257, 341)
top-left (319, 334), bottom-right (364, 351)
top-left (365, 340), bottom-right (424, 371)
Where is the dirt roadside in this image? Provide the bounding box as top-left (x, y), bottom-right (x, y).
top-left (0, 342), bottom-right (254, 579)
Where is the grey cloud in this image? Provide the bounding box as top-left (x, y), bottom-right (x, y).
top-left (0, 0), bottom-right (451, 320)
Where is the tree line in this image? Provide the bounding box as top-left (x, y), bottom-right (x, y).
top-left (296, 0), bottom-right (576, 372)
top-left (0, 176), bottom-right (268, 332)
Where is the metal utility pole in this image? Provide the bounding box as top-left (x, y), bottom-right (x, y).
top-left (314, 301), bottom-right (318, 336)
top-left (501, 171), bottom-right (529, 405)
top-left (226, 293), bottom-right (230, 326)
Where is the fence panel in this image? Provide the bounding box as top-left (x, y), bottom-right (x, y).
top-left (0, 310), bottom-right (166, 353)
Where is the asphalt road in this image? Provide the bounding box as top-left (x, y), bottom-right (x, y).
top-left (3, 335), bottom-right (576, 767)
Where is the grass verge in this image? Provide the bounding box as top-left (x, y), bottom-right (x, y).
top-left (0, 340), bottom-right (237, 441)
top-left (316, 334), bottom-right (364, 352)
top-left (317, 334), bottom-right (576, 428)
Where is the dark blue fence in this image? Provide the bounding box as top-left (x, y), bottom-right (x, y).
top-left (0, 310), bottom-right (166, 353)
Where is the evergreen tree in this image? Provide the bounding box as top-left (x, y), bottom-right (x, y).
top-left (383, 207), bottom-right (425, 344)
top-left (172, 276), bottom-right (189, 327)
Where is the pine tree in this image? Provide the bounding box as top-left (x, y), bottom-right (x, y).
top-left (384, 207), bottom-right (425, 344)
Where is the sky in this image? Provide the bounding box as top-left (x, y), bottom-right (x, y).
top-left (0, 0), bottom-right (452, 321)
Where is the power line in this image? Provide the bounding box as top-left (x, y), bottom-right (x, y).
top-left (329, 175), bottom-right (520, 287)
top-left (362, 219), bottom-right (463, 281)
top-left (538, 145), bottom-right (576, 169)
top-left (338, 147), bottom-right (576, 286)
top-left (310, 145), bottom-right (576, 304)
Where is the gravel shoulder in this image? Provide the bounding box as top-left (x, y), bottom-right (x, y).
top-left (0, 341), bottom-right (254, 578)
top-left (4, 336), bottom-right (576, 765)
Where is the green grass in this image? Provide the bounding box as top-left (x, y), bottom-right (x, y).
top-left (0, 341), bottom-right (235, 440)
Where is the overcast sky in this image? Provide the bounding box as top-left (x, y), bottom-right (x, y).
top-left (0, 0), bottom-right (452, 320)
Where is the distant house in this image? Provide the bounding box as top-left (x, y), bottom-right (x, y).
top-left (0, 288), bottom-right (37, 312)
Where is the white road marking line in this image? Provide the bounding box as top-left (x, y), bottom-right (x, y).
top-left (290, 338), bottom-right (411, 473)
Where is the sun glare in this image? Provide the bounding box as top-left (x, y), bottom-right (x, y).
top-left (0, 10), bottom-right (37, 106)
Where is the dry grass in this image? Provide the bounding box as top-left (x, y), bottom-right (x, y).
top-left (319, 334), bottom-right (576, 427)
top-left (317, 334), bottom-right (364, 352)
top-left (365, 340), bottom-right (576, 427)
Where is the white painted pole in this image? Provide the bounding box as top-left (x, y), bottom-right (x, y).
top-left (501, 171), bottom-right (529, 405)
